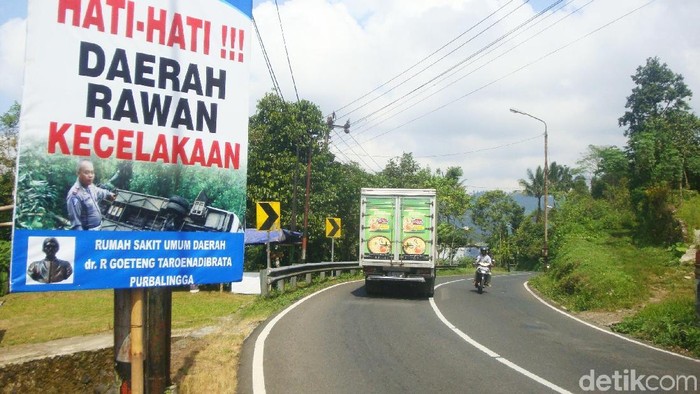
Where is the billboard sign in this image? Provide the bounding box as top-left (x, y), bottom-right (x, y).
top-left (10, 0), bottom-right (252, 292)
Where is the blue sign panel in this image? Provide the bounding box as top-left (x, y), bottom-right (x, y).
top-left (11, 230), bottom-right (244, 292)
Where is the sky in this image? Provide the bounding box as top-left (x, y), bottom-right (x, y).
top-left (1, 0), bottom-right (699, 192)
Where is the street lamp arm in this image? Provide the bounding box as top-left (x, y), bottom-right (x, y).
top-left (510, 108), bottom-right (547, 134)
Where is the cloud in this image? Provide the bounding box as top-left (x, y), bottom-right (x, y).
top-left (0, 18), bottom-right (26, 109)
top-left (250, 0), bottom-right (700, 190)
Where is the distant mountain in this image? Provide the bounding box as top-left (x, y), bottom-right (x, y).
top-left (458, 192), bottom-right (544, 241)
top-left (511, 193), bottom-right (541, 214)
top-left (469, 191), bottom-right (542, 214)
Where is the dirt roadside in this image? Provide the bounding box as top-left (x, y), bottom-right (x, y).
top-left (0, 323), bottom-right (246, 394)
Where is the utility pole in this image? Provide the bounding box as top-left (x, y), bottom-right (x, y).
top-left (510, 108), bottom-right (548, 268)
top-left (290, 145), bottom-right (299, 263)
top-left (301, 140), bottom-right (312, 263)
top-left (325, 112), bottom-right (350, 150)
top-left (301, 115), bottom-right (350, 263)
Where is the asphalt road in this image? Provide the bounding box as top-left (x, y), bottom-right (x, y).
top-left (238, 274), bottom-right (699, 393)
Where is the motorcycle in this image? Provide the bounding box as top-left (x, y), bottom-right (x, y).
top-left (473, 261), bottom-right (492, 294)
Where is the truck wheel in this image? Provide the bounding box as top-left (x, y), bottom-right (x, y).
top-left (365, 280), bottom-right (377, 296)
top-left (424, 278), bottom-right (435, 298)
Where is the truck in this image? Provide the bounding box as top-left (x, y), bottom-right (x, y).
top-left (359, 188), bottom-right (437, 297)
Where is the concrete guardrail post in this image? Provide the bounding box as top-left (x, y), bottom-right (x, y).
top-left (276, 278), bottom-right (285, 292)
top-left (260, 269), bottom-right (269, 297)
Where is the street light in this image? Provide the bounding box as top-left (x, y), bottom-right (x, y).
top-left (510, 108), bottom-right (549, 268)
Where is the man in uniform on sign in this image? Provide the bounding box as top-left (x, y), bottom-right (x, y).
top-left (66, 159), bottom-right (116, 230)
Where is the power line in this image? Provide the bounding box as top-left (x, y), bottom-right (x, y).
top-left (333, 0), bottom-right (521, 122)
top-left (359, 0), bottom-right (655, 145)
top-left (328, 129), bottom-right (384, 173)
top-left (349, 0), bottom-right (565, 136)
top-left (349, 0), bottom-right (584, 139)
top-left (274, 0), bottom-right (300, 102)
top-left (252, 16), bottom-right (285, 101)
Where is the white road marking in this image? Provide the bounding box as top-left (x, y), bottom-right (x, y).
top-left (523, 281), bottom-right (700, 363)
top-left (431, 279), bottom-right (573, 394)
top-left (252, 282), bottom-right (349, 394)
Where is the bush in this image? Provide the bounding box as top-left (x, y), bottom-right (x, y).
top-left (675, 191), bottom-right (700, 242)
top-left (0, 240), bottom-right (9, 296)
top-left (612, 296), bottom-right (700, 357)
top-left (633, 185), bottom-right (683, 245)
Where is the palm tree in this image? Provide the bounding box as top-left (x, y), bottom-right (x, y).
top-left (548, 162), bottom-right (574, 193)
top-left (519, 166), bottom-right (545, 220)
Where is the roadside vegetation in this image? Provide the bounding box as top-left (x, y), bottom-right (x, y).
top-left (529, 191), bottom-right (700, 357)
top-left (529, 56), bottom-right (700, 357)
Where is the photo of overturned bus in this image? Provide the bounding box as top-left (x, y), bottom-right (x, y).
top-left (100, 189), bottom-right (242, 233)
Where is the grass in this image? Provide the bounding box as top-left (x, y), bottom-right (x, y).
top-left (0, 290), bottom-right (115, 346)
top-left (676, 193), bottom-right (700, 240)
top-left (612, 296), bottom-right (700, 358)
top-left (529, 234), bottom-right (680, 312)
top-left (0, 272), bottom-right (364, 394)
top-left (0, 288), bottom-right (257, 347)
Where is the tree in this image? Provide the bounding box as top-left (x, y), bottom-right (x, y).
top-left (615, 58), bottom-right (698, 244)
top-left (519, 166), bottom-right (545, 219)
top-left (377, 152), bottom-right (431, 188)
top-left (548, 162), bottom-right (574, 193)
top-left (470, 190), bottom-right (524, 263)
top-left (618, 57), bottom-right (699, 192)
top-left (0, 102), bottom-right (19, 295)
top-left (578, 145), bottom-right (629, 198)
top-left (0, 102), bottom-right (19, 215)
top-left (428, 166), bottom-right (471, 262)
top-left (619, 57), bottom-right (692, 137)
top-left (246, 93), bottom-right (376, 265)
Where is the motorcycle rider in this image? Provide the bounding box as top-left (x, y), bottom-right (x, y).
top-left (473, 247), bottom-right (493, 287)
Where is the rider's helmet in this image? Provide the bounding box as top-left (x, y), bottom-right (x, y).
top-left (480, 247), bottom-right (487, 255)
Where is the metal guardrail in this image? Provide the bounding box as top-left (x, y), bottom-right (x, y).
top-left (436, 264), bottom-right (464, 270)
top-left (259, 261), bottom-right (360, 296)
top-left (259, 262), bottom-right (477, 296)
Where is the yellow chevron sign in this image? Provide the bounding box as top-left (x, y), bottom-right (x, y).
top-left (325, 217), bottom-right (341, 238)
top-left (256, 202), bottom-right (280, 231)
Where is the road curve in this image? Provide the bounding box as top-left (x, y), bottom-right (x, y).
top-left (238, 274), bottom-right (699, 394)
